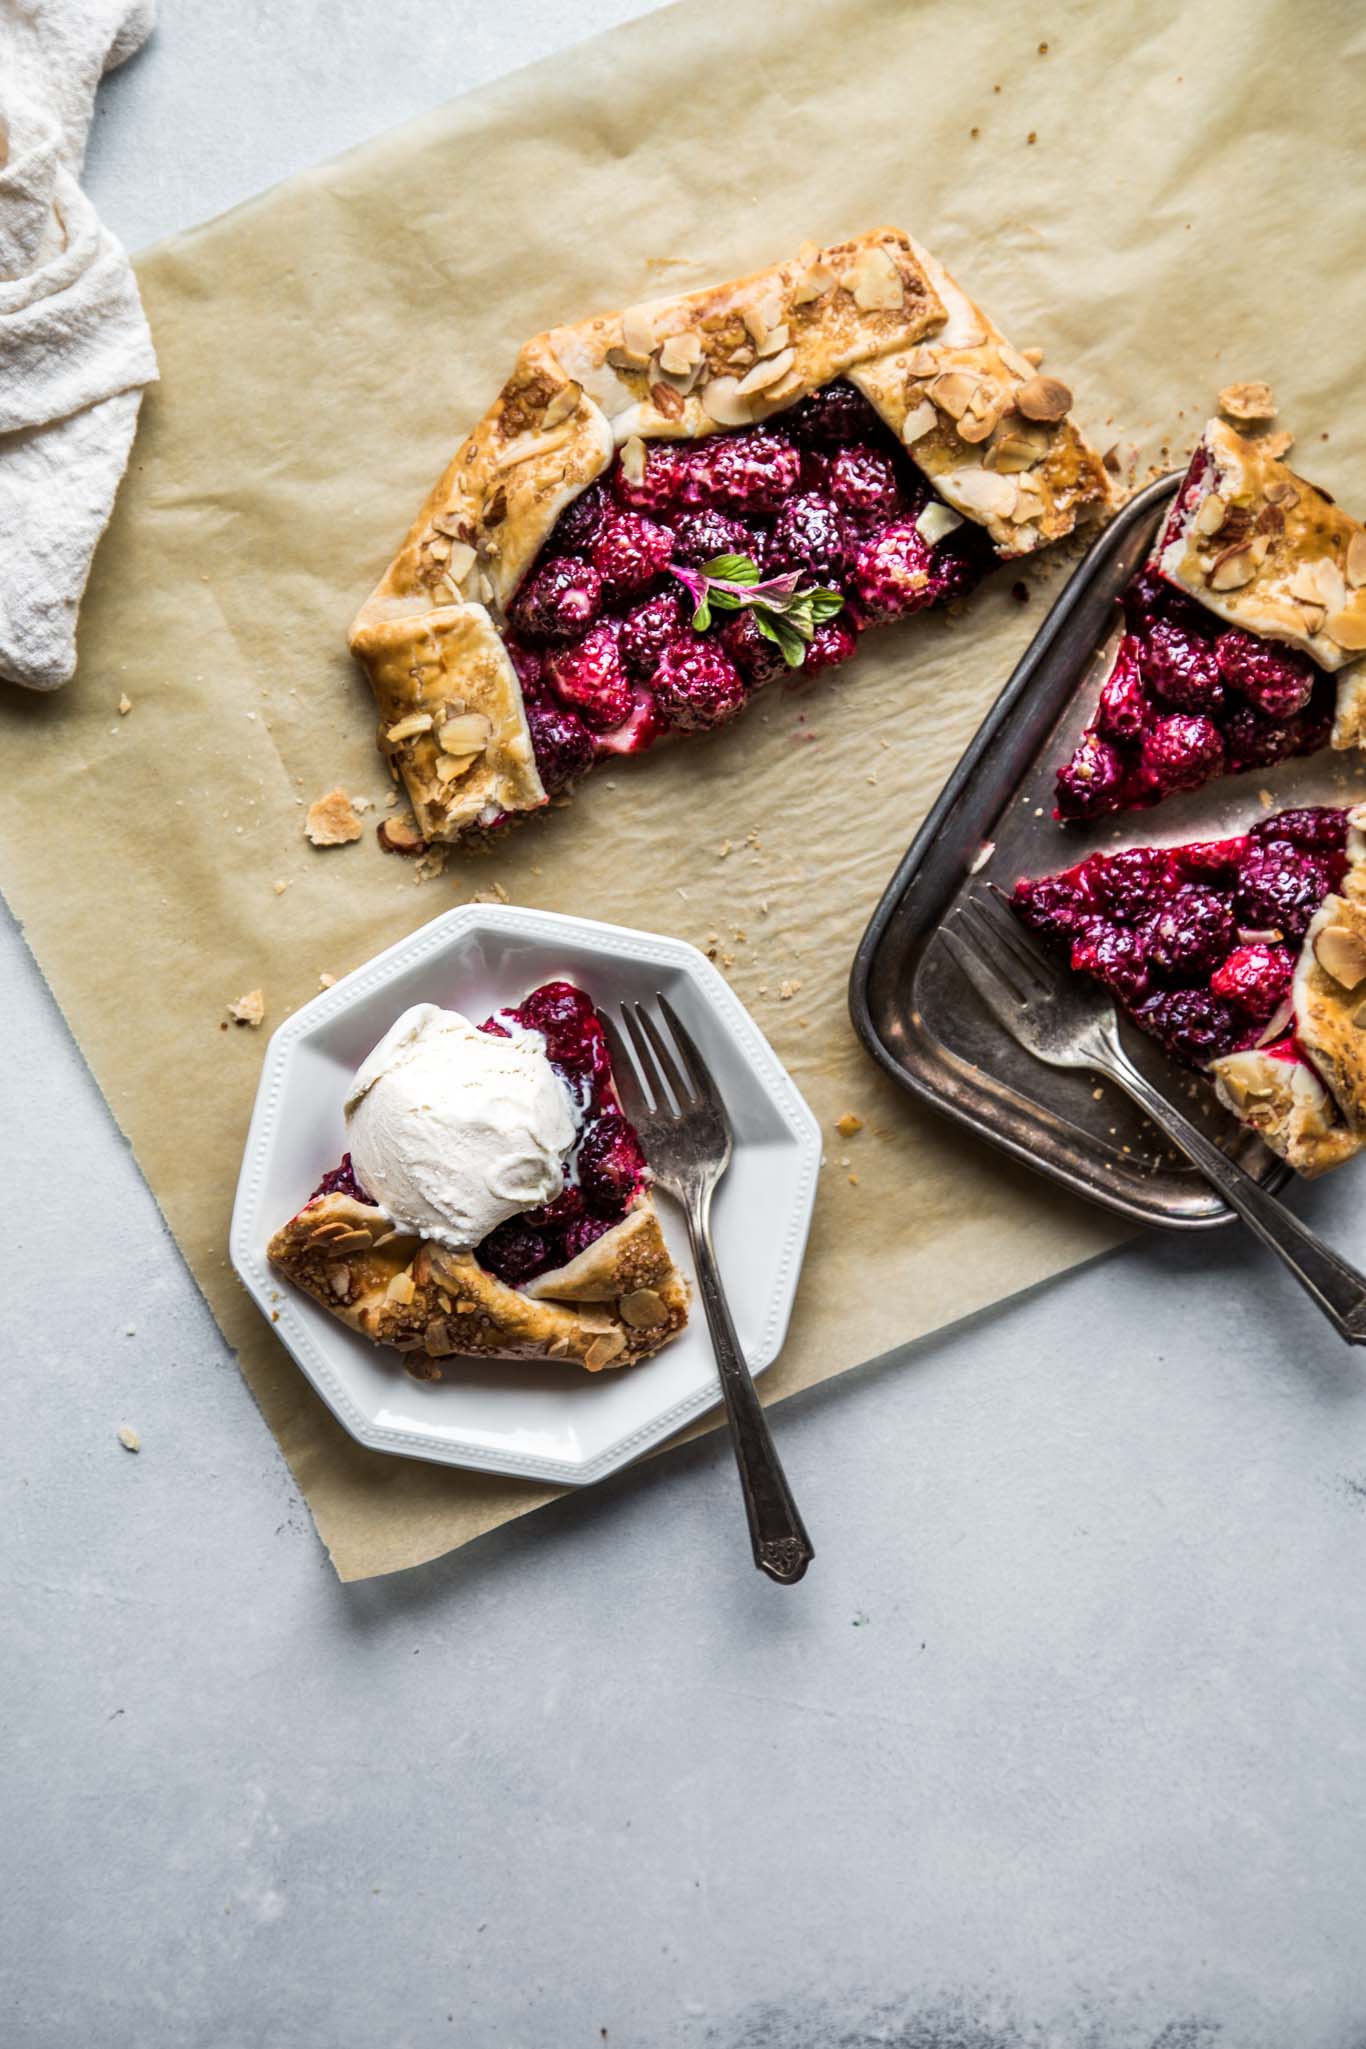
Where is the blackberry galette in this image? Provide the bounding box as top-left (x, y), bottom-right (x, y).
top-left (1054, 419), bottom-right (1366, 822)
top-left (268, 982), bottom-right (688, 1374)
top-left (1014, 804), bottom-right (1366, 1174)
top-left (350, 229), bottom-right (1108, 844)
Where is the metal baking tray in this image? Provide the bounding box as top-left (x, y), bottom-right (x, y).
top-left (849, 473), bottom-right (1366, 1229)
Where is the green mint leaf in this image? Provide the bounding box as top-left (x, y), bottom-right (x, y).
top-left (703, 553), bottom-right (760, 585)
top-left (691, 597), bottom-right (711, 631)
top-left (754, 607), bottom-right (808, 666)
top-left (709, 589), bottom-right (744, 612)
top-left (807, 589), bottom-right (846, 624)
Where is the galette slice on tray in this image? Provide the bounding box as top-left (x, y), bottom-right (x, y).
top-left (1054, 417), bottom-right (1366, 822)
top-left (269, 981), bottom-right (688, 1376)
top-left (1014, 803), bottom-right (1366, 1175)
top-left (349, 227), bottom-right (1109, 848)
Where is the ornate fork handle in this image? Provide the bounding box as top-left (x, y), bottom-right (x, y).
top-left (1096, 1035), bottom-right (1366, 1343)
top-left (683, 1181), bottom-right (814, 1583)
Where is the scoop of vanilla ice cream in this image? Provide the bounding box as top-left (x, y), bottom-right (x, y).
top-left (344, 1003), bottom-right (578, 1249)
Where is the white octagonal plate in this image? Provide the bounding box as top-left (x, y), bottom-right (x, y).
top-left (230, 905), bottom-right (821, 1485)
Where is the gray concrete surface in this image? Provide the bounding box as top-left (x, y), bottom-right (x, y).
top-left (5, 5), bottom-right (1366, 2045)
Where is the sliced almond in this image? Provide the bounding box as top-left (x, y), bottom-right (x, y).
top-left (741, 303), bottom-right (771, 350)
top-left (439, 711), bottom-right (493, 751)
top-left (1296, 602), bottom-right (1327, 636)
top-left (988, 431), bottom-right (1047, 474)
top-left (326, 1263), bottom-right (351, 1300)
top-left (493, 426), bottom-right (574, 472)
top-left (1347, 534), bottom-right (1366, 589)
top-left (1325, 605), bottom-right (1366, 652)
top-left (606, 344), bottom-right (650, 374)
top-left (1193, 493), bottom-right (1228, 538)
top-left (757, 322), bottom-right (791, 360)
top-left (435, 754), bottom-right (477, 784)
top-left (1208, 541), bottom-right (1258, 590)
top-left (621, 304), bottom-right (661, 359)
top-left (228, 989), bottom-right (266, 1028)
top-left (765, 369), bottom-right (805, 404)
top-left (900, 399), bottom-right (938, 446)
top-left (1217, 380), bottom-right (1277, 425)
top-left (657, 328), bottom-right (703, 377)
top-left (1353, 997), bottom-right (1366, 1029)
top-left (791, 260), bottom-right (837, 305)
top-left (1021, 346), bottom-right (1045, 367)
top-left (1015, 375), bottom-right (1072, 423)
top-left (955, 407), bottom-right (998, 446)
top-left (584, 1329), bottom-right (628, 1371)
top-left (927, 370), bottom-right (980, 421)
top-left (735, 347), bottom-right (795, 398)
top-left (944, 468), bottom-right (1019, 521)
top-left (903, 345), bottom-right (941, 378)
top-left (426, 535), bottom-right (451, 563)
top-left (847, 243), bottom-right (904, 312)
top-left (446, 541), bottom-right (476, 584)
top-left (700, 374), bottom-right (756, 428)
top-left (385, 712), bottom-right (434, 744)
top-left (430, 512), bottom-right (469, 540)
top-left (385, 1269), bottom-right (416, 1307)
top-left (377, 817), bottom-right (428, 855)
top-left (1313, 922), bottom-right (1366, 988)
top-left (619, 1288), bottom-right (668, 1329)
top-left (540, 381), bottom-right (582, 430)
top-left (916, 503), bottom-right (964, 546)
top-left (620, 434), bottom-right (647, 485)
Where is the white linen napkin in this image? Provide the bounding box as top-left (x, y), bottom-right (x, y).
top-left (0, 0), bottom-right (158, 691)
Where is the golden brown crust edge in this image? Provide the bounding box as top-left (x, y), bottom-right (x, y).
top-left (267, 1191), bottom-right (688, 1375)
top-left (348, 228), bottom-right (1109, 844)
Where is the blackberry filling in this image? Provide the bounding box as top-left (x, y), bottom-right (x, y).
top-left (1014, 806), bottom-right (1349, 1069)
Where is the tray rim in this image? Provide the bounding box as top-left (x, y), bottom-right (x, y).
top-left (847, 471), bottom-right (1289, 1233)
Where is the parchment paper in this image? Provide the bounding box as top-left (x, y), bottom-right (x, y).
top-left (3, 0), bottom-right (1363, 1581)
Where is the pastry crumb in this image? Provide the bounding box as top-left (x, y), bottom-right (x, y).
top-left (1217, 380), bottom-right (1277, 427)
top-left (116, 1426), bottom-right (141, 1453)
top-left (968, 840), bottom-right (996, 874)
top-left (469, 880), bottom-right (509, 904)
top-left (272, 878), bottom-right (289, 895)
top-left (847, 1173), bottom-right (860, 1186)
top-left (117, 692), bottom-right (133, 715)
top-left (777, 979), bottom-right (802, 1001)
top-left (413, 846), bottom-right (449, 883)
top-left (318, 972), bottom-right (337, 989)
top-left (836, 1112), bottom-right (864, 1137)
top-left (228, 989), bottom-right (266, 1028)
top-left (306, 788), bottom-right (364, 846)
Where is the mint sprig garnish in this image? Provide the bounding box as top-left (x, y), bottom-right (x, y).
top-left (670, 553), bottom-right (845, 668)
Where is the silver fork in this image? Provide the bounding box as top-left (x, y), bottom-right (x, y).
top-left (942, 888), bottom-right (1366, 1343)
top-left (602, 995), bottom-right (814, 1583)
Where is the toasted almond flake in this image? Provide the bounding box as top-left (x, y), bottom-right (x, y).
top-left (620, 1288), bottom-right (668, 1329)
top-left (620, 435), bottom-right (647, 485)
top-left (1296, 602), bottom-right (1327, 635)
top-left (765, 369), bottom-right (805, 403)
top-left (847, 243), bottom-right (904, 312)
top-left (1217, 380), bottom-right (1277, 425)
top-left (584, 1330), bottom-right (628, 1372)
top-left (272, 879), bottom-right (288, 895)
top-left (835, 1112), bottom-right (864, 1138)
top-left (741, 304), bottom-right (770, 350)
top-left (955, 406), bottom-right (998, 445)
top-left (1208, 541), bottom-right (1258, 590)
top-left (621, 304), bottom-right (660, 358)
top-left (540, 382), bottom-right (581, 429)
top-left (735, 347), bottom-right (796, 397)
top-left (1015, 375), bottom-right (1072, 423)
top-left (944, 468), bottom-right (1019, 520)
top-left (1346, 534), bottom-right (1366, 589)
top-left (900, 399), bottom-right (938, 445)
top-left (445, 542), bottom-right (476, 585)
top-left (493, 425), bottom-right (574, 472)
top-left (988, 432), bottom-right (1046, 474)
top-left (791, 260), bottom-right (837, 305)
top-left (1313, 922), bottom-right (1366, 987)
top-left (700, 374), bottom-right (756, 428)
top-left (606, 344), bottom-right (650, 373)
top-left (927, 370), bottom-right (980, 421)
top-left (1193, 493), bottom-right (1228, 537)
top-left (117, 692), bottom-right (132, 715)
top-left (916, 502), bottom-right (964, 546)
top-left (1325, 605), bottom-right (1366, 651)
top-left (385, 712), bottom-right (434, 744)
top-left (385, 1269), bottom-right (416, 1307)
top-left (438, 711), bottom-right (492, 755)
top-left (904, 345), bottom-right (941, 378)
top-left (435, 754), bottom-right (476, 783)
top-left (377, 816), bottom-right (428, 855)
top-left (658, 328), bottom-right (703, 376)
top-left (305, 787), bottom-right (364, 846)
top-left (227, 988), bottom-right (266, 1028)
top-left (117, 1426), bottom-right (141, 1453)
top-left (757, 322), bottom-right (791, 359)
top-left (1021, 346), bottom-right (1045, 367)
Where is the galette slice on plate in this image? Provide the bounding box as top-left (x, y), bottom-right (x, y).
top-left (1054, 418), bottom-right (1366, 823)
top-left (1014, 803), bottom-right (1366, 1174)
top-left (350, 227), bottom-right (1108, 847)
top-left (268, 981), bottom-right (688, 1376)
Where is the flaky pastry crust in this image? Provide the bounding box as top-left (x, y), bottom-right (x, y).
top-left (268, 1190), bottom-right (688, 1375)
top-left (1155, 419), bottom-right (1366, 750)
top-left (349, 228), bottom-right (1109, 843)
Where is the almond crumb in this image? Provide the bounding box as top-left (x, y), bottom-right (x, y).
top-left (777, 979), bottom-right (802, 1001)
top-left (836, 1113), bottom-right (864, 1137)
top-left (318, 972), bottom-right (337, 989)
top-left (847, 1173), bottom-right (860, 1187)
top-left (117, 693), bottom-right (132, 716)
top-left (117, 1426), bottom-right (141, 1453)
top-left (272, 879), bottom-right (289, 895)
top-left (306, 788), bottom-right (364, 846)
top-left (228, 989), bottom-right (266, 1028)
